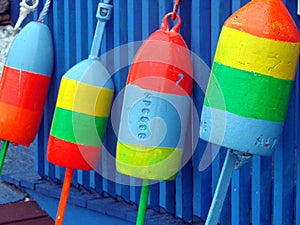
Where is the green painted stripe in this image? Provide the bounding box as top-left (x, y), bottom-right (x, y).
top-left (50, 107), bottom-right (108, 146)
top-left (204, 62), bottom-right (293, 122)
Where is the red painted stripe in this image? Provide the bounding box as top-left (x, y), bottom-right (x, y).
top-left (224, 0), bottom-right (300, 43)
top-left (127, 65), bottom-right (193, 96)
top-left (127, 30), bottom-right (193, 96)
top-left (0, 102), bottom-right (43, 146)
top-left (0, 66), bottom-right (51, 111)
top-left (47, 135), bottom-right (101, 171)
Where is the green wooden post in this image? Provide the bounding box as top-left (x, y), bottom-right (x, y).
top-left (136, 180), bottom-right (150, 225)
top-left (0, 140), bottom-right (9, 175)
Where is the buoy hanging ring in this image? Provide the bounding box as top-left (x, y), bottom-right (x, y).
top-left (161, 12), bottom-right (181, 32)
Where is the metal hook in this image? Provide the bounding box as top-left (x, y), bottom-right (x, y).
top-left (14, 0), bottom-right (39, 30)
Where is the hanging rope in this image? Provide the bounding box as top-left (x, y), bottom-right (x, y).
top-left (38, 0), bottom-right (51, 22)
top-left (14, 0), bottom-right (52, 29)
top-left (172, 0), bottom-right (182, 21)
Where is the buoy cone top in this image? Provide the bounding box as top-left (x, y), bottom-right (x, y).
top-left (225, 0), bottom-right (300, 42)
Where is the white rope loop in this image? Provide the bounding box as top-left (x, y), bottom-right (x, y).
top-left (14, 0), bottom-right (39, 29)
top-left (38, 0), bottom-right (51, 23)
top-left (14, 0), bottom-right (52, 29)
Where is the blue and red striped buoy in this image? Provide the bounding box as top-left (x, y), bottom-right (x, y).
top-left (0, 22), bottom-right (53, 146)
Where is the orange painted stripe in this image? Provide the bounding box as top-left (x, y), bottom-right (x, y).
top-left (224, 0), bottom-right (300, 42)
top-left (47, 135), bottom-right (101, 171)
top-left (0, 102), bottom-right (43, 146)
top-left (0, 66), bottom-right (51, 111)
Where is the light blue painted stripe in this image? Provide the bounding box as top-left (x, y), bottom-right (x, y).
top-left (118, 84), bottom-right (191, 149)
top-left (5, 22), bottom-right (53, 76)
top-left (63, 59), bottom-right (114, 89)
top-left (200, 106), bottom-right (283, 156)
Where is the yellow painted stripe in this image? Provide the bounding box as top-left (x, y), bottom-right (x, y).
top-left (116, 141), bottom-right (183, 180)
top-left (56, 77), bottom-right (114, 117)
top-left (214, 27), bottom-right (300, 80)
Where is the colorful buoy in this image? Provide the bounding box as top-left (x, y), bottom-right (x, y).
top-left (200, 1), bottom-right (300, 225)
top-left (47, 59), bottom-right (114, 170)
top-left (200, 0), bottom-right (300, 156)
top-left (46, 1), bottom-right (114, 224)
top-left (116, 13), bottom-right (193, 181)
top-left (0, 21), bottom-right (53, 147)
top-left (116, 11), bottom-right (193, 225)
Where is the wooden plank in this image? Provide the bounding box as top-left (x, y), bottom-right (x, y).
top-left (0, 201), bottom-right (49, 223)
top-left (273, 85), bottom-right (296, 225)
top-left (165, 180), bottom-right (176, 215)
top-left (210, 1), bottom-right (235, 224)
top-left (251, 156), bottom-right (272, 225)
top-left (64, 0), bottom-right (76, 71)
top-left (193, 141), bottom-right (212, 221)
top-left (75, 0), bottom-right (88, 62)
top-left (191, 0), bottom-right (211, 221)
top-left (231, 162), bottom-right (251, 225)
top-left (295, 68), bottom-right (300, 225)
top-left (149, 183), bottom-right (160, 212)
top-left (180, 160), bottom-right (194, 222)
top-left (87, 0), bottom-right (98, 53)
top-left (141, 0), bottom-right (158, 40)
top-left (34, 1), bottom-right (55, 179)
top-left (9, 216), bottom-right (54, 225)
top-left (127, 0), bottom-right (142, 205)
top-left (113, 0), bottom-right (130, 202)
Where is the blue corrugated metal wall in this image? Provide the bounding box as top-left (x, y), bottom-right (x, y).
top-left (33, 0), bottom-right (300, 224)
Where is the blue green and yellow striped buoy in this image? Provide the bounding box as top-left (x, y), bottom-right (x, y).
top-left (200, 0), bottom-right (300, 156)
